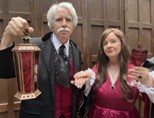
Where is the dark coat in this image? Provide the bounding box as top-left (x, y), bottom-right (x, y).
top-left (0, 32), bottom-right (82, 118)
top-left (151, 103), bottom-right (154, 118)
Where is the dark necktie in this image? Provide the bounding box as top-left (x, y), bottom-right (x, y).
top-left (55, 45), bottom-right (70, 88)
top-left (59, 45), bottom-right (68, 61)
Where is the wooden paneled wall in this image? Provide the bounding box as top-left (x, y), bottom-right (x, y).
top-left (0, 0), bottom-right (154, 118)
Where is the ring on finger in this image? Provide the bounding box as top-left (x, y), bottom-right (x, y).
top-left (138, 73), bottom-right (142, 79)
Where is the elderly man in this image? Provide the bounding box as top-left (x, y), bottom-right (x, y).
top-left (0, 2), bottom-right (83, 118)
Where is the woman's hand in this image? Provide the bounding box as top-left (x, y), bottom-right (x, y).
top-left (71, 71), bottom-right (91, 88)
top-left (128, 66), bottom-right (154, 87)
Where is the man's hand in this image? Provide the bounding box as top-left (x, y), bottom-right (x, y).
top-left (71, 71), bottom-right (91, 88)
top-left (0, 17), bottom-right (34, 49)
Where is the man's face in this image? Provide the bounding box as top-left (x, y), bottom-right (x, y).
top-left (53, 7), bottom-right (74, 44)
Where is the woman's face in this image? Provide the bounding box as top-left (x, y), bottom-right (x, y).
top-left (103, 32), bottom-right (122, 59)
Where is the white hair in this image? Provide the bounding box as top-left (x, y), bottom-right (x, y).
top-left (46, 2), bottom-right (78, 30)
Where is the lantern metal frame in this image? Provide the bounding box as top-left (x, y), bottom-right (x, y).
top-left (12, 38), bottom-right (41, 100)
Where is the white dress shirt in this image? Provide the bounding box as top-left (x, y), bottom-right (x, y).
top-left (51, 33), bottom-right (69, 56)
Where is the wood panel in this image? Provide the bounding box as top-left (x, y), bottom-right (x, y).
top-left (125, 0), bottom-right (154, 58)
top-left (88, 0), bottom-right (124, 67)
top-left (0, 0), bottom-right (154, 118)
top-left (0, 78), bottom-right (19, 118)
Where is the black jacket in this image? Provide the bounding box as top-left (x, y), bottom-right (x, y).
top-left (0, 32), bottom-right (82, 118)
top-left (151, 104), bottom-right (154, 118)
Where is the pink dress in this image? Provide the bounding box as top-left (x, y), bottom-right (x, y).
top-left (88, 63), bottom-right (148, 118)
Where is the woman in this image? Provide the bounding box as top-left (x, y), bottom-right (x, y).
top-left (71, 28), bottom-right (154, 118)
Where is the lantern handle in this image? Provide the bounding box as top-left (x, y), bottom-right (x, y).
top-left (22, 31), bottom-right (32, 43)
top-left (22, 36), bottom-right (32, 43)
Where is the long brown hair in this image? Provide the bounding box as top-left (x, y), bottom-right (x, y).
top-left (95, 28), bottom-right (134, 101)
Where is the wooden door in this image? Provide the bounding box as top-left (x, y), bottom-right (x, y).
top-left (86, 0), bottom-right (125, 67)
top-left (125, 0), bottom-right (154, 57)
top-left (0, 0), bottom-right (154, 118)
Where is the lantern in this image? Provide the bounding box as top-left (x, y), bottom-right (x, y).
top-left (12, 36), bottom-right (41, 100)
